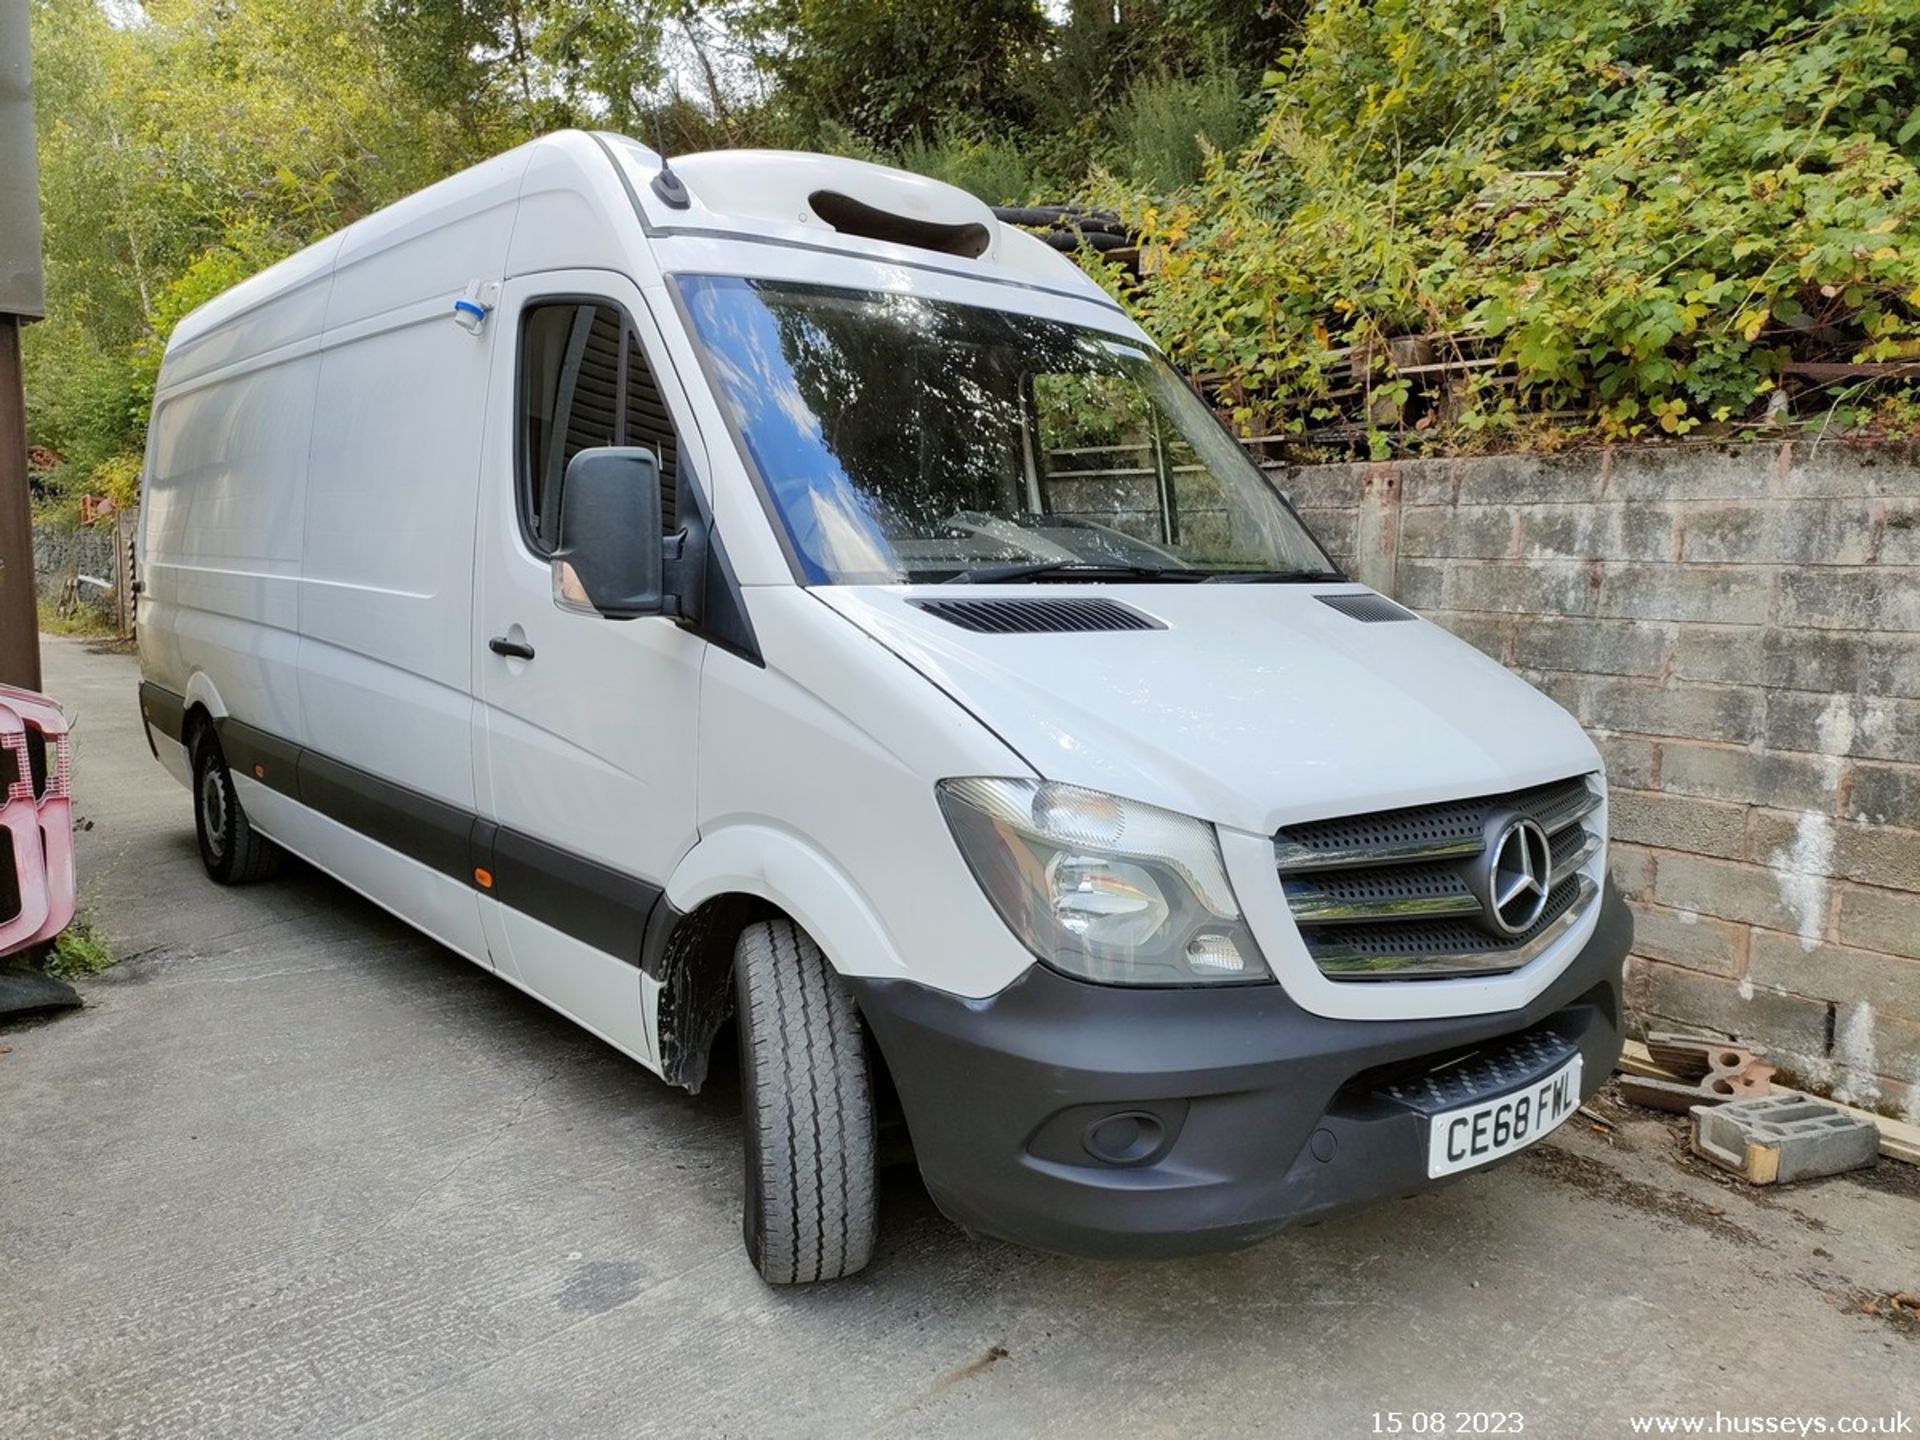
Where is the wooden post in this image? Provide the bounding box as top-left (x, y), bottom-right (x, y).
top-left (0, 314), bottom-right (38, 689)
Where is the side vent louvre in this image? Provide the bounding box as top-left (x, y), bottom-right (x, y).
top-left (910, 597), bottom-right (1164, 635)
top-left (1317, 593), bottom-right (1416, 624)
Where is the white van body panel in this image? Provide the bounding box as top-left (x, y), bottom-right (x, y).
top-left (682, 587), bottom-right (1039, 997)
top-left (813, 583), bottom-right (1600, 836)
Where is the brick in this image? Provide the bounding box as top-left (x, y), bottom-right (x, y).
top-left (1873, 502), bottom-right (1920, 564)
top-left (1519, 668), bottom-right (1587, 718)
top-left (1609, 841), bottom-right (1657, 901)
top-left (1596, 564), bottom-right (1775, 625)
top-left (1659, 742), bottom-right (1843, 813)
top-left (1582, 677), bottom-right (1760, 744)
top-left (1399, 505), bottom-right (1515, 560)
top-left (1627, 901), bottom-right (1748, 976)
top-left (1747, 810), bottom-right (1920, 891)
top-left (1626, 957), bottom-right (1833, 1056)
top-left (1775, 567), bottom-right (1920, 632)
top-left (1424, 608), bottom-right (1509, 661)
top-left (1654, 851), bottom-right (1813, 933)
top-left (1522, 503), bottom-right (1676, 562)
top-left (1835, 884), bottom-right (1920, 962)
top-left (1595, 733), bottom-right (1657, 789)
top-left (1670, 625), bottom-right (1764, 685)
top-left (1764, 691), bottom-right (1920, 762)
top-left (1443, 559), bottom-right (1599, 615)
top-left (1512, 616), bottom-right (1669, 678)
top-left (1781, 445), bottom-right (1917, 498)
top-left (1681, 500), bottom-right (1876, 566)
top-left (1849, 760), bottom-right (1920, 828)
top-left (1748, 928), bottom-right (1920, 1020)
top-left (1869, 635), bottom-right (1920, 701)
top-left (1607, 445), bottom-right (1779, 500)
top-left (1609, 788), bottom-right (1748, 858)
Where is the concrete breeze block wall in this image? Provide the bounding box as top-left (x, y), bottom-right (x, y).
top-left (1276, 441), bottom-right (1920, 1120)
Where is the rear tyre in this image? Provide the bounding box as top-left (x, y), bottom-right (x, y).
top-left (734, 917), bottom-right (878, 1284)
top-left (191, 729), bottom-right (284, 885)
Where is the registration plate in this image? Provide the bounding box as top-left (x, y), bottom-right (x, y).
top-left (1426, 1055), bottom-right (1583, 1178)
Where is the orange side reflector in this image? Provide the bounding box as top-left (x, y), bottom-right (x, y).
top-left (253, 764), bottom-right (266, 779)
top-left (473, 867), bottom-right (494, 889)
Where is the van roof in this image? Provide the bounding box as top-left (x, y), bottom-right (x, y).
top-left (163, 132), bottom-right (1114, 366)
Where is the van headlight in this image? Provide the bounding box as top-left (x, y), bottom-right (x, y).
top-left (937, 778), bottom-right (1271, 986)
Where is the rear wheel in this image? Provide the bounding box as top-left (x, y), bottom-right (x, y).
top-left (734, 917), bottom-right (878, 1284)
top-left (191, 729), bottom-right (284, 885)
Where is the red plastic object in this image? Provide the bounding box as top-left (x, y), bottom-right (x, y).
top-left (0, 682), bottom-right (76, 956)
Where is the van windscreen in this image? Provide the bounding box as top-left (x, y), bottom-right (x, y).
top-left (676, 276), bottom-right (1335, 586)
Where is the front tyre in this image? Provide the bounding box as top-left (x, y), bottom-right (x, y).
top-left (191, 729), bottom-right (284, 885)
top-left (734, 918), bottom-right (878, 1284)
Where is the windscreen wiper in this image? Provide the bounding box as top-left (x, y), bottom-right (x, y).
top-left (939, 561), bottom-right (1210, 585)
top-left (1201, 569), bottom-right (1348, 583)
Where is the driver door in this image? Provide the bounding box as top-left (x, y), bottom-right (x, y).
top-left (470, 272), bottom-right (706, 1067)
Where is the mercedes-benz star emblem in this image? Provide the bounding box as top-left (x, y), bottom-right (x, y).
top-left (1485, 817), bottom-right (1552, 936)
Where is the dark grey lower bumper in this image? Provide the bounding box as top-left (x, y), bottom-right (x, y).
top-left (850, 880), bottom-right (1631, 1260)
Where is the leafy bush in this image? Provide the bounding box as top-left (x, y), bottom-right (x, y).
top-left (1106, 60), bottom-right (1255, 193)
top-left (1096, 0), bottom-right (1920, 445)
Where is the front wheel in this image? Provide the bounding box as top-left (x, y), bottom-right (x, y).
top-left (191, 729), bottom-right (284, 885)
top-left (734, 917), bottom-right (878, 1284)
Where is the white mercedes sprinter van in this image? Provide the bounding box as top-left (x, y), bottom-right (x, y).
top-left (136, 133), bottom-right (1629, 1283)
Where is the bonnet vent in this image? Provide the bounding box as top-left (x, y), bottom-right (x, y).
top-left (809, 190), bottom-right (991, 259)
top-left (1316, 593), bottom-right (1416, 624)
top-left (910, 597), bottom-right (1164, 635)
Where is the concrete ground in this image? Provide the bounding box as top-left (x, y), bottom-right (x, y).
top-left (3, 636), bottom-right (1917, 1440)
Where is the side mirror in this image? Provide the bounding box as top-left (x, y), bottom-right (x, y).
top-left (551, 447), bottom-right (664, 618)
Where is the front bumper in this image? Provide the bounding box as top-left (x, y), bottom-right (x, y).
top-left (851, 878), bottom-right (1631, 1259)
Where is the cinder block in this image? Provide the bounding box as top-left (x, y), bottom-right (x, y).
top-left (1835, 884), bottom-right (1920, 962)
top-left (1513, 616), bottom-right (1669, 678)
top-left (1583, 676), bottom-right (1760, 744)
top-left (1628, 902), bottom-right (1748, 976)
top-left (1776, 567), bottom-right (1920, 633)
top-left (1609, 788), bottom-right (1748, 858)
top-left (1597, 564), bottom-right (1775, 625)
top-left (1747, 810), bottom-right (1920, 891)
top-left (1782, 446), bottom-right (1913, 498)
top-left (1653, 851), bottom-right (1814, 934)
top-left (1627, 958), bottom-right (1834, 1056)
top-left (1748, 929), bottom-right (1920, 1021)
top-left (1522, 504), bottom-right (1675, 562)
top-left (1607, 445), bottom-right (1779, 500)
top-left (1764, 691), bottom-right (1920, 763)
top-left (1394, 558), bottom-right (1447, 610)
top-left (1424, 608), bottom-right (1510, 661)
top-left (1443, 559), bottom-right (1599, 615)
top-left (1593, 732), bottom-right (1657, 789)
top-left (1660, 742), bottom-right (1842, 814)
top-left (1274, 464), bottom-right (1365, 511)
top-left (1400, 505), bottom-right (1514, 560)
top-left (1682, 500), bottom-right (1876, 566)
top-left (1875, 504), bottom-right (1920, 564)
top-left (1849, 761), bottom-right (1920, 828)
top-left (1295, 507), bottom-right (1355, 563)
top-left (1691, 1094), bottom-right (1879, 1183)
top-left (1398, 458), bottom-right (1461, 508)
top-left (1446, 451), bottom-right (1604, 505)
top-left (1670, 625), bottom-right (1763, 685)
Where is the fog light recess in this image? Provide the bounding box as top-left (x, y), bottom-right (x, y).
top-left (1081, 1110), bottom-right (1167, 1166)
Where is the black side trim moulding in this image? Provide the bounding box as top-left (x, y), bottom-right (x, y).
top-left (138, 685), bottom-right (661, 968)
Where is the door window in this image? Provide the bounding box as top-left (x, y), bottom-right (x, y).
top-left (518, 301), bottom-right (681, 553)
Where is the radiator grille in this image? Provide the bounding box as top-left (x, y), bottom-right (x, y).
top-left (1276, 775), bottom-right (1603, 981)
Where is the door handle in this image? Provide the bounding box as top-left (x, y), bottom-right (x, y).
top-left (488, 636), bottom-right (535, 661)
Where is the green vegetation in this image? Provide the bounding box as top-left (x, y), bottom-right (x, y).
top-left (1102, 0), bottom-right (1920, 450)
top-left (45, 919), bottom-right (114, 981)
top-left (25, 0), bottom-right (1920, 477)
